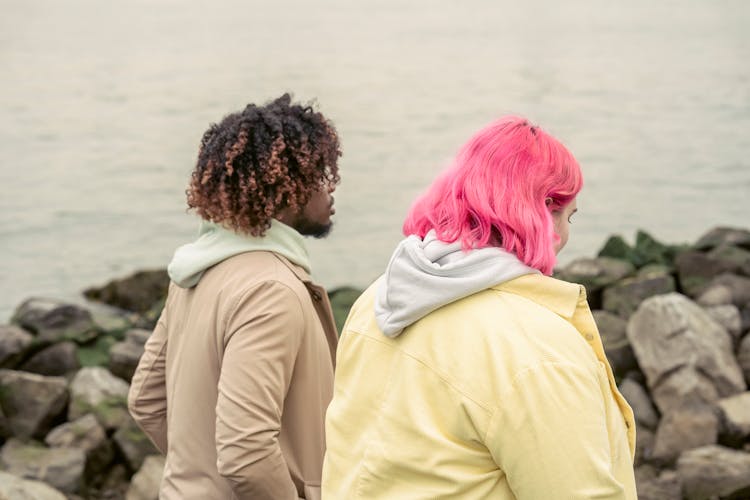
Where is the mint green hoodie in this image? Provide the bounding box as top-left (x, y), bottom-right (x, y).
top-left (167, 220), bottom-right (311, 288)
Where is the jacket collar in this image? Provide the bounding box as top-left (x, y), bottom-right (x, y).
top-left (492, 273), bottom-right (584, 320)
top-left (272, 252), bottom-right (313, 284)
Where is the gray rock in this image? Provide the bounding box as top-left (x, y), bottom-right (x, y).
top-left (113, 416), bottom-right (160, 472)
top-left (125, 328), bottom-right (151, 346)
top-left (19, 341), bottom-right (80, 376)
top-left (68, 367), bottom-right (130, 430)
top-left (93, 463), bottom-right (129, 500)
top-left (717, 391), bottom-right (750, 440)
top-left (85, 302), bottom-right (136, 337)
top-left (45, 413), bottom-right (114, 475)
top-left (0, 470), bottom-right (67, 500)
top-left (126, 455), bottom-right (165, 500)
top-left (627, 293), bottom-right (746, 413)
top-left (0, 405), bottom-right (9, 439)
top-left (694, 227), bottom-right (750, 251)
top-left (703, 304), bottom-right (742, 340)
top-left (109, 339), bottom-right (145, 382)
top-left (677, 445), bottom-right (750, 500)
top-left (593, 310), bottom-right (637, 379)
top-left (707, 245), bottom-right (750, 277)
top-left (0, 438), bottom-right (86, 494)
top-left (675, 251), bottom-right (732, 297)
top-left (0, 369), bottom-right (68, 439)
top-left (696, 283), bottom-right (734, 307)
top-left (0, 325), bottom-right (34, 369)
top-left (738, 334), bottom-right (750, 386)
top-left (741, 306), bottom-right (750, 333)
top-left (634, 427), bottom-right (655, 467)
top-left (635, 469), bottom-right (682, 500)
top-left (11, 298), bottom-right (98, 344)
top-left (557, 257), bottom-right (635, 290)
top-left (636, 264), bottom-right (673, 278)
top-left (651, 405), bottom-right (719, 464)
top-left (602, 274), bottom-right (676, 318)
top-left (618, 378), bottom-right (659, 430)
top-left (650, 366), bottom-right (720, 414)
top-left (708, 273), bottom-right (750, 307)
top-left (83, 270), bottom-right (169, 314)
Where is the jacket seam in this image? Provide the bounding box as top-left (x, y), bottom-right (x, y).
top-left (224, 258), bottom-right (307, 337)
top-left (344, 327), bottom-right (493, 412)
top-left (484, 360), bottom-right (598, 443)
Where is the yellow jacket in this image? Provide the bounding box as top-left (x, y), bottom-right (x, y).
top-left (323, 273), bottom-right (636, 499)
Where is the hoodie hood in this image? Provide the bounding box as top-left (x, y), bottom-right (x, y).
top-left (167, 219), bottom-right (311, 288)
top-left (374, 231), bottom-right (539, 337)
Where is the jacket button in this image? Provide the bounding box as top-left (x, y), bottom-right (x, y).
top-left (585, 333), bottom-right (594, 341)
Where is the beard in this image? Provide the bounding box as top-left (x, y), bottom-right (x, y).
top-left (292, 217), bottom-right (333, 239)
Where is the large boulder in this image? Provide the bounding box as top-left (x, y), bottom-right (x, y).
top-left (703, 304), bottom-right (742, 340)
top-left (618, 378), bottom-right (659, 431)
top-left (696, 283), bottom-right (734, 307)
top-left (706, 245), bottom-right (750, 277)
top-left (0, 438), bottom-right (86, 495)
top-left (19, 341), bottom-right (80, 376)
top-left (651, 404), bottom-right (719, 464)
top-left (716, 391), bottom-right (750, 442)
top-left (706, 273), bottom-right (750, 308)
top-left (627, 293), bottom-right (746, 413)
top-left (0, 369), bottom-right (68, 439)
top-left (677, 445), bottom-right (750, 500)
top-left (634, 468), bottom-right (682, 500)
top-left (694, 227), bottom-right (750, 251)
top-left (598, 231), bottom-right (683, 270)
top-left (11, 299), bottom-right (97, 344)
top-left (634, 427), bottom-right (655, 467)
top-left (593, 311), bottom-right (637, 379)
top-left (126, 454), bottom-right (165, 500)
top-left (0, 470), bottom-right (67, 500)
top-left (85, 302), bottom-right (136, 338)
top-left (0, 325), bottom-right (33, 369)
top-left (113, 416), bottom-right (160, 472)
top-left (738, 334), bottom-right (750, 386)
top-left (555, 257), bottom-right (635, 308)
top-left (109, 329), bottom-right (150, 382)
top-left (68, 367), bottom-right (130, 430)
top-left (84, 270), bottom-right (169, 314)
top-left (45, 413), bottom-right (114, 476)
top-left (602, 274), bottom-right (676, 318)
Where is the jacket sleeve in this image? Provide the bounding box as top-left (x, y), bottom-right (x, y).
top-left (485, 362), bottom-right (632, 500)
top-left (128, 309), bottom-right (169, 454)
top-left (215, 280), bottom-right (304, 500)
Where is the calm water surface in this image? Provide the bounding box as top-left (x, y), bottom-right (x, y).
top-left (1, 0), bottom-right (749, 320)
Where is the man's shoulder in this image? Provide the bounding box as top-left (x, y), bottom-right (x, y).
top-left (208, 251), bottom-right (308, 293)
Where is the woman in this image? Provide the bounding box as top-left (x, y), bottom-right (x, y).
top-left (322, 116), bottom-right (636, 499)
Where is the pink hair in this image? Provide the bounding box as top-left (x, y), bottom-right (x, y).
top-left (403, 116), bottom-right (582, 275)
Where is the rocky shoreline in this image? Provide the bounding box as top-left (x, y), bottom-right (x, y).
top-left (1, 226), bottom-right (750, 499)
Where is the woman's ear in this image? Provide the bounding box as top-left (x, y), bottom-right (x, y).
top-left (545, 197), bottom-right (553, 207)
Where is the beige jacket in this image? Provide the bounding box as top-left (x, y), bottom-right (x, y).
top-left (128, 252), bottom-right (337, 500)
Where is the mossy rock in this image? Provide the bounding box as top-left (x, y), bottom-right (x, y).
top-left (328, 287), bottom-right (364, 335)
top-left (77, 336), bottom-right (118, 368)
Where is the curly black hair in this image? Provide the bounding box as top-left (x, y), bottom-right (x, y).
top-left (186, 93), bottom-right (341, 236)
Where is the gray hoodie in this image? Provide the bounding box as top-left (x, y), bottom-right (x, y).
top-left (374, 231), bottom-right (538, 338)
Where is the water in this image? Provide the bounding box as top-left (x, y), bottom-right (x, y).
top-left (1, 0), bottom-right (749, 321)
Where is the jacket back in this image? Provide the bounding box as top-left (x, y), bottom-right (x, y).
top-left (323, 273), bottom-right (636, 499)
top-left (130, 251), bottom-right (337, 500)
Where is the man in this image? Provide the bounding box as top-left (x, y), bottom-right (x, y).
top-left (128, 94), bottom-right (341, 500)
